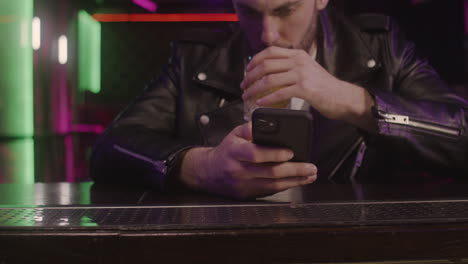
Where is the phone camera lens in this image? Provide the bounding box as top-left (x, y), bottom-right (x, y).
top-left (256, 118), bottom-right (277, 133)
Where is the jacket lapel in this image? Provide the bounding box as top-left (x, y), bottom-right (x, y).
top-left (318, 8), bottom-right (380, 83)
top-left (192, 29), bottom-right (248, 99)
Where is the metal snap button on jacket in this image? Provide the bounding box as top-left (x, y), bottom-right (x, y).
top-left (200, 115), bottom-right (210, 125)
top-left (197, 72), bottom-right (207, 81)
top-left (367, 59), bottom-right (377, 68)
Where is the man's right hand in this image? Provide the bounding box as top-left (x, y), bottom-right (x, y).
top-left (179, 123), bottom-right (317, 199)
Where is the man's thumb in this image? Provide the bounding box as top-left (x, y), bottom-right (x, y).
top-left (233, 122), bottom-right (252, 141)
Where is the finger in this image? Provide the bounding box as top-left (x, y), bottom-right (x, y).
top-left (246, 47), bottom-right (297, 72)
top-left (241, 58), bottom-right (294, 90)
top-left (245, 162), bottom-right (318, 179)
top-left (242, 71), bottom-right (297, 101)
top-left (233, 143), bottom-right (294, 163)
top-left (233, 122), bottom-right (253, 141)
top-left (253, 174), bottom-right (317, 195)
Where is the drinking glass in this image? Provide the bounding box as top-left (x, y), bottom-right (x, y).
top-left (243, 57), bottom-right (291, 121)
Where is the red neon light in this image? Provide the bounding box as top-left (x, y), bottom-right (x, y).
top-left (92, 13), bottom-right (239, 22)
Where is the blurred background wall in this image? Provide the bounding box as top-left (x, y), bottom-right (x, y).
top-left (0, 0), bottom-right (466, 183)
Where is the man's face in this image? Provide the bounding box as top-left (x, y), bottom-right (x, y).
top-left (233, 0), bottom-right (329, 55)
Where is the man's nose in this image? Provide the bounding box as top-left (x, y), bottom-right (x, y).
top-left (260, 17), bottom-right (279, 46)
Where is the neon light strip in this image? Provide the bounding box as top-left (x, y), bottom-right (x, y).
top-left (133, 0), bottom-right (158, 12)
top-left (92, 13), bottom-right (239, 22)
top-left (79, 182), bottom-right (94, 205)
top-left (0, 0), bottom-right (35, 183)
top-left (78, 10), bottom-right (101, 94)
top-left (32, 17), bottom-right (40, 50)
top-left (58, 35), bottom-right (68, 64)
top-left (72, 124), bottom-right (105, 134)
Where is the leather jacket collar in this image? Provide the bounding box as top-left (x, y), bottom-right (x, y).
top-left (192, 8), bottom-right (383, 98)
top-left (318, 9), bottom-right (381, 83)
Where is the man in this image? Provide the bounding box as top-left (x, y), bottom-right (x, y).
top-left (91, 0), bottom-right (468, 199)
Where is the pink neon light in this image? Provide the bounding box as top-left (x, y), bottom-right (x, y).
top-left (72, 124), bottom-right (105, 134)
top-left (132, 0), bottom-right (158, 12)
top-left (52, 65), bottom-right (70, 134)
top-left (64, 135), bottom-right (75, 182)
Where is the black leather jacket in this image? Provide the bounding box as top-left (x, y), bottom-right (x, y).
top-left (91, 8), bottom-right (468, 190)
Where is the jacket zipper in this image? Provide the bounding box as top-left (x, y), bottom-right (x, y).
top-left (113, 144), bottom-right (167, 174)
top-left (379, 111), bottom-right (460, 137)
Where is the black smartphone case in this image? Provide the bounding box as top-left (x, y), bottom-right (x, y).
top-left (252, 108), bottom-right (314, 163)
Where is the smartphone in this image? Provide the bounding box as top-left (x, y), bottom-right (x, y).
top-left (252, 108), bottom-right (314, 163)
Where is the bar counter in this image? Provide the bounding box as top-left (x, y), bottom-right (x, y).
top-left (1, 182), bottom-right (468, 263)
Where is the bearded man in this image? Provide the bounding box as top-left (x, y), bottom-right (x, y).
top-left (91, 0), bottom-right (468, 199)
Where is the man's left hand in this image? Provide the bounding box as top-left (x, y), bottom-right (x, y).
top-left (241, 46), bottom-right (377, 132)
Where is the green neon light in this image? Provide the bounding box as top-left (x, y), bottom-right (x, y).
top-left (0, 183), bottom-right (35, 206)
top-left (79, 181), bottom-right (93, 205)
top-left (0, 0), bottom-right (34, 136)
top-left (80, 216), bottom-right (98, 227)
top-left (78, 10), bottom-right (101, 94)
top-left (0, 140), bottom-right (34, 184)
top-left (79, 181), bottom-right (98, 226)
top-left (0, 0), bottom-right (35, 183)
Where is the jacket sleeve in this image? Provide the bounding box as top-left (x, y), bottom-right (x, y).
top-left (368, 22), bottom-right (468, 172)
top-left (90, 42), bottom-right (198, 190)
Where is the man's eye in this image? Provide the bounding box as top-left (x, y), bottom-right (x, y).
top-left (274, 8), bottom-right (293, 18)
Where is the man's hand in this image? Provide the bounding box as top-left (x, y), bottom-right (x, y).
top-left (241, 46), bottom-right (377, 132)
top-left (179, 123), bottom-right (317, 199)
